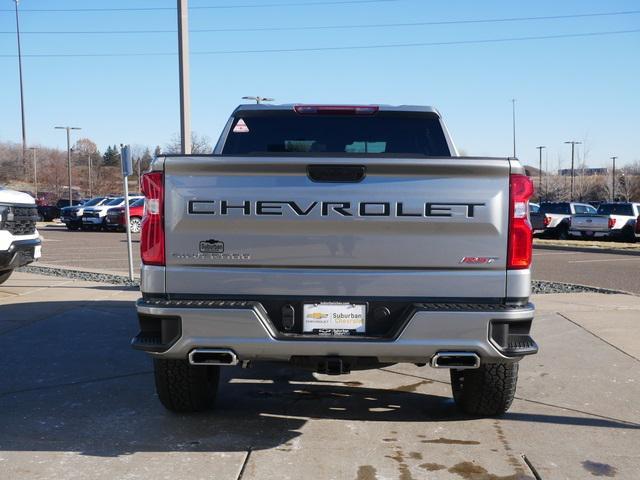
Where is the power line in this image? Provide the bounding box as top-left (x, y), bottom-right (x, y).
top-left (2, 10), bottom-right (639, 35)
top-left (0, 28), bottom-right (637, 58)
top-left (0, 0), bottom-right (398, 13)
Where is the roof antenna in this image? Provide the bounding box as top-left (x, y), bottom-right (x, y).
top-left (242, 96), bottom-right (274, 104)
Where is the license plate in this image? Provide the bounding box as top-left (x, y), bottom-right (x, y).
top-left (585, 231), bottom-right (593, 235)
top-left (303, 303), bottom-right (366, 336)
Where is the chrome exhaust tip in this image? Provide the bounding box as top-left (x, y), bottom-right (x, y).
top-left (430, 352), bottom-right (480, 369)
top-left (188, 348), bottom-right (239, 366)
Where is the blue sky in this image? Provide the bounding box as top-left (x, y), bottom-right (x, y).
top-left (1, 0), bottom-right (639, 168)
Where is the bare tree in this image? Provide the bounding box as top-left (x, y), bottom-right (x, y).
top-left (165, 132), bottom-right (212, 154)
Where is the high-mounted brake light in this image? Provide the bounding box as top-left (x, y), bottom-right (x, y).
top-left (507, 174), bottom-right (534, 269)
top-left (293, 105), bottom-right (379, 115)
top-left (140, 171), bottom-right (165, 266)
top-left (608, 217), bottom-right (617, 229)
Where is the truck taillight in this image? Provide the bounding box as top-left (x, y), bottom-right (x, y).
top-left (608, 217), bottom-right (616, 229)
top-left (507, 174), bottom-right (534, 269)
top-left (140, 171), bottom-right (165, 266)
top-left (543, 215), bottom-right (551, 227)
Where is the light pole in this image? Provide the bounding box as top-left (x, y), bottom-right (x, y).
top-left (611, 156), bottom-right (618, 201)
top-left (536, 146), bottom-right (546, 201)
top-left (511, 98), bottom-right (516, 157)
top-left (177, 0), bottom-right (191, 154)
top-left (242, 96), bottom-right (274, 104)
top-left (55, 126), bottom-right (82, 206)
top-left (88, 153), bottom-right (92, 198)
top-left (564, 141), bottom-right (581, 201)
top-left (29, 147), bottom-right (37, 198)
top-left (14, 0), bottom-right (27, 169)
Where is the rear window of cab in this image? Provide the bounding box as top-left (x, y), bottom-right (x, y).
top-left (221, 110), bottom-right (451, 157)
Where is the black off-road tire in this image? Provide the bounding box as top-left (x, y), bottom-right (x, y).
top-left (0, 269), bottom-right (13, 285)
top-left (621, 226), bottom-right (636, 243)
top-left (153, 359), bottom-right (220, 413)
top-left (556, 223), bottom-right (569, 240)
top-left (450, 362), bottom-right (518, 416)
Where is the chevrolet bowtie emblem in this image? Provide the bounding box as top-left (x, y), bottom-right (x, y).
top-left (306, 312), bottom-right (329, 319)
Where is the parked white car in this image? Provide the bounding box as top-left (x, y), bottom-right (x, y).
top-left (82, 196), bottom-right (143, 231)
top-left (539, 202), bottom-right (597, 239)
top-left (570, 202), bottom-right (640, 242)
top-left (0, 187), bottom-right (41, 284)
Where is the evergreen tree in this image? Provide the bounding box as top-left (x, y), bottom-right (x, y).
top-left (102, 145), bottom-right (121, 166)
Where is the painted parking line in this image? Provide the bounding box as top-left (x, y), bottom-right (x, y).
top-left (568, 258), bottom-right (640, 264)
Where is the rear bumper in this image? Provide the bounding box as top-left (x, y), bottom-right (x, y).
top-left (133, 298), bottom-right (537, 364)
top-left (0, 238), bottom-right (41, 270)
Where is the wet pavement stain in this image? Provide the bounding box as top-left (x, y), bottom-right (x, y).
top-left (385, 448), bottom-right (415, 480)
top-left (408, 452), bottom-right (423, 460)
top-left (382, 438), bottom-right (397, 442)
top-left (419, 462), bottom-right (446, 471)
top-left (356, 465), bottom-right (378, 480)
top-left (492, 421), bottom-right (525, 473)
top-left (422, 437), bottom-right (480, 445)
top-left (395, 380), bottom-right (432, 392)
top-left (582, 460), bottom-right (617, 477)
top-left (448, 461), bottom-right (533, 480)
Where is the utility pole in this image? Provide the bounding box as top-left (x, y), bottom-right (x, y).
top-left (177, 0), bottom-right (191, 154)
top-left (611, 156), bottom-right (618, 201)
top-left (88, 153), bottom-right (92, 198)
top-left (511, 98), bottom-right (516, 157)
top-left (14, 0), bottom-right (27, 170)
top-left (29, 147), bottom-right (37, 198)
top-left (55, 126), bottom-right (81, 206)
top-left (242, 96), bottom-right (274, 104)
top-left (536, 146), bottom-right (546, 201)
top-left (564, 141), bottom-right (581, 201)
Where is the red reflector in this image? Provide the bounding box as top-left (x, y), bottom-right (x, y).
top-left (140, 171), bottom-right (165, 266)
top-left (507, 174), bottom-right (534, 270)
top-left (293, 105), bottom-right (379, 115)
top-left (608, 217), bottom-right (616, 229)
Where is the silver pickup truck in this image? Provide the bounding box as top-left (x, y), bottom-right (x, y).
top-left (133, 104), bottom-right (537, 416)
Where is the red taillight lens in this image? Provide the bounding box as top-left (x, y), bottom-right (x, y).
top-left (293, 105), bottom-right (379, 115)
top-left (508, 174), bottom-right (534, 269)
top-left (140, 171), bottom-right (165, 266)
top-left (608, 217), bottom-right (616, 229)
top-left (543, 215), bottom-right (551, 227)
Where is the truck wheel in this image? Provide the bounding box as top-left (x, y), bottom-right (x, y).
top-left (450, 362), bottom-right (518, 416)
top-left (153, 359), bottom-right (220, 413)
top-left (130, 217), bottom-right (142, 233)
top-left (621, 226), bottom-right (636, 243)
top-left (556, 224), bottom-right (569, 240)
top-left (0, 269), bottom-right (13, 285)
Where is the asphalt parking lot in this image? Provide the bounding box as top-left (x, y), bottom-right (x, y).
top-left (38, 224), bottom-right (141, 274)
top-left (533, 248), bottom-right (640, 294)
top-left (1, 272), bottom-right (639, 479)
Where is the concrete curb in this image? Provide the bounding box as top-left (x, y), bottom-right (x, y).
top-left (534, 243), bottom-right (640, 256)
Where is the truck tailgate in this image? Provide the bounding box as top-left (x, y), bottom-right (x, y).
top-left (571, 214), bottom-right (609, 231)
top-left (163, 156), bottom-right (511, 298)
